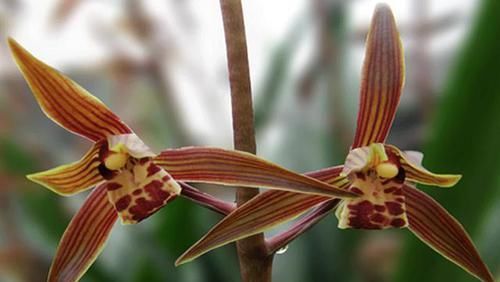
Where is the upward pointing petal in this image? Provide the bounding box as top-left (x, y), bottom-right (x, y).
top-left (8, 38), bottom-right (132, 142)
top-left (352, 4), bottom-right (405, 148)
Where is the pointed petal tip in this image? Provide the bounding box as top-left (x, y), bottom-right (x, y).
top-left (26, 172), bottom-right (42, 184)
top-left (155, 147), bottom-right (357, 199)
top-left (7, 37), bottom-right (20, 51)
top-left (8, 38), bottom-right (29, 69)
top-left (7, 37), bottom-right (17, 49)
top-left (8, 37), bottom-right (35, 68)
top-left (442, 174), bottom-right (462, 187)
top-left (8, 38), bottom-right (132, 141)
top-left (25, 144), bottom-right (103, 196)
top-left (26, 172), bottom-right (72, 197)
top-left (174, 256), bottom-right (191, 267)
top-left (386, 146), bottom-right (462, 188)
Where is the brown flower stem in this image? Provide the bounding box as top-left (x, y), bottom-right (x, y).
top-left (219, 0), bottom-right (273, 281)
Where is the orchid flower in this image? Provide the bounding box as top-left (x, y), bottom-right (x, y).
top-left (173, 4), bottom-right (494, 281)
top-left (8, 39), bottom-right (358, 281)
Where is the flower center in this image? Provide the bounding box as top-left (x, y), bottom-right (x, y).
top-left (336, 143), bottom-right (408, 229)
top-left (104, 143), bottom-right (129, 170)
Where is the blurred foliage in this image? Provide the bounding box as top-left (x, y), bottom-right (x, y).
top-left (0, 137), bottom-right (67, 241)
top-left (396, 0), bottom-right (500, 280)
top-left (254, 20), bottom-right (304, 132)
top-left (0, 137), bottom-right (34, 175)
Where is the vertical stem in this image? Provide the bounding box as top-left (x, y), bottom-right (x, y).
top-left (219, 0), bottom-right (273, 281)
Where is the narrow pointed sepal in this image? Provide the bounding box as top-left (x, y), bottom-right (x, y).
top-left (387, 145), bottom-right (461, 187)
top-left (404, 185), bottom-right (494, 282)
top-left (176, 171), bottom-right (348, 265)
top-left (27, 143), bottom-right (104, 196)
top-left (48, 184), bottom-right (118, 282)
top-left (352, 4), bottom-right (405, 148)
top-left (106, 158), bottom-right (181, 224)
top-left (154, 147), bottom-right (357, 198)
top-left (8, 38), bottom-right (132, 141)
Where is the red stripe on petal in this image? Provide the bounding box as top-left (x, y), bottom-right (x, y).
top-left (154, 147), bottom-right (356, 199)
top-left (27, 143), bottom-right (104, 196)
top-left (48, 184), bottom-right (117, 282)
top-left (8, 38), bottom-right (132, 141)
top-left (176, 191), bottom-right (329, 265)
top-left (404, 185), bottom-right (494, 282)
top-left (352, 4), bottom-right (404, 148)
top-left (176, 166), bottom-right (348, 265)
top-left (52, 188), bottom-right (110, 274)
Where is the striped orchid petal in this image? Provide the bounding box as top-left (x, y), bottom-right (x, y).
top-left (176, 192), bottom-right (330, 265)
top-left (154, 147), bottom-right (357, 198)
top-left (48, 184), bottom-right (118, 282)
top-left (27, 143), bottom-right (104, 196)
top-left (404, 185), bottom-right (494, 282)
top-left (386, 145), bottom-right (461, 187)
top-left (305, 165), bottom-right (345, 183)
top-left (352, 4), bottom-right (405, 148)
top-left (175, 169), bottom-right (349, 265)
top-left (8, 38), bottom-right (132, 142)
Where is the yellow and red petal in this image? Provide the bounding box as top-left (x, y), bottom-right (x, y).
top-left (352, 4), bottom-right (405, 148)
top-left (8, 38), bottom-right (132, 142)
top-left (106, 158), bottom-right (181, 224)
top-left (48, 184), bottom-right (117, 282)
top-left (154, 147), bottom-right (357, 198)
top-left (386, 145), bottom-right (461, 187)
top-left (176, 191), bottom-right (329, 265)
top-left (175, 168), bottom-right (349, 265)
top-left (404, 185), bottom-right (494, 282)
top-left (27, 143), bottom-right (104, 196)
top-left (305, 165), bottom-right (345, 183)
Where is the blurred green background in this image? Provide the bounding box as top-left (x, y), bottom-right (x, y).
top-left (0, 0), bottom-right (499, 281)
